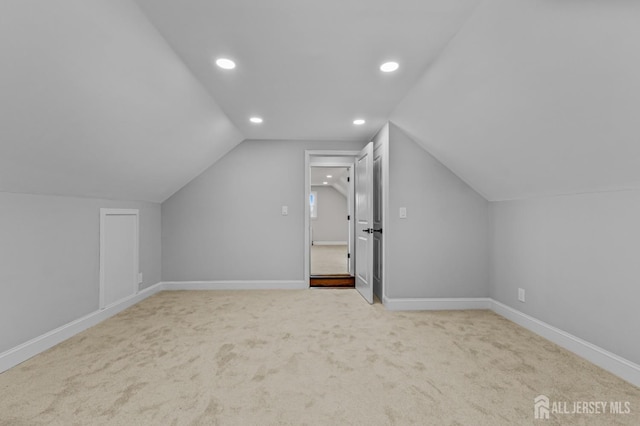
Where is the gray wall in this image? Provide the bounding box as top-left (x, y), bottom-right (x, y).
top-left (386, 123), bottom-right (489, 299)
top-left (162, 139), bottom-right (366, 282)
top-left (491, 190), bottom-right (640, 364)
top-left (311, 186), bottom-right (348, 243)
top-left (0, 192), bottom-right (161, 353)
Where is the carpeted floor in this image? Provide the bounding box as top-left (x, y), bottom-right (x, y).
top-left (310, 245), bottom-right (349, 275)
top-left (0, 290), bottom-right (638, 425)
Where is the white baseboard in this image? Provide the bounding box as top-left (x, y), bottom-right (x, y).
top-left (162, 280), bottom-right (307, 291)
top-left (382, 296), bottom-right (640, 387)
top-left (383, 297), bottom-right (492, 311)
top-left (312, 241), bottom-right (348, 246)
top-left (0, 282), bottom-right (164, 374)
top-left (490, 300), bottom-right (640, 388)
top-left (3, 286), bottom-right (638, 389)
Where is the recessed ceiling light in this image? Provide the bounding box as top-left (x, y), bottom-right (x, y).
top-left (326, 175), bottom-right (333, 178)
top-left (215, 58), bottom-right (236, 70)
top-left (323, 181), bottom-right (329, 185)
top-left (353, 119), bottom-right (366, 125)
top-left (249, 117), bottom-right (263, 124)
top-left (380, 61), bottom-right (399, 73)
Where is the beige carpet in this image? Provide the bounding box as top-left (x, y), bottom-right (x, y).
top-left (310, 245), bottom-right (348, 275)
top-left (0, 290), bottom-right (638, 425)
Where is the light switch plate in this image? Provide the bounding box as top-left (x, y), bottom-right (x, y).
top-left (281, 206), bottom-right (288, 216)
top-left (399, 207), bottom-right (407, 219)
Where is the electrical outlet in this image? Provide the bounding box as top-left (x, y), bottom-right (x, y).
top-left (518, 288), bottom-right (525, 303)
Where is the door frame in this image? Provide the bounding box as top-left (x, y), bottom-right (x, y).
top-left (304, 150), bottom-right (360, 288)
top-left (99, 208), bottom-right (140, 309)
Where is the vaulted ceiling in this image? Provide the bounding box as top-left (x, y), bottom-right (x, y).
top-left (133, 0), bottom-right (479, 142)
top-left (2, 0), bottom-right (639, 202)
top-left (0, 0), bottom-right (242, 203)
top-left (391, 0), bottom-right (640, 201)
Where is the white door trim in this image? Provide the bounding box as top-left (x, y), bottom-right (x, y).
top-left (305, 150), bottom-right (360, 288)
top-left (99, 208), bottom-right (140, 309)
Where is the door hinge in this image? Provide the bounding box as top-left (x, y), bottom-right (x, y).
top-left (347, 253), bottom-right (351, 259)
top-left (347, 177), bottom-right (350, 182)
top-left (347, 215), bottom-right (350, 221)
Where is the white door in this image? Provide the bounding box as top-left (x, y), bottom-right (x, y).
top-left (100, 209), bottom-right (139, 309)
top-left (355, 142), bottom-right (374, 304)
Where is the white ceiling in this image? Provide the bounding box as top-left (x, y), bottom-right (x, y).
top-left (392, 0), bottom-right (640, 201)
top-left (0, 0), bottom-right (242, 203)
top-left (311, 167), bottom-right (349, 186)
top-left (2, 0), bottom-right (639, 203)
top-left (133, 0), bottom-right (480, 141)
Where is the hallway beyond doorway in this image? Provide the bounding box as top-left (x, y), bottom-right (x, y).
top-left (310, 244), bottom-right (348, 275)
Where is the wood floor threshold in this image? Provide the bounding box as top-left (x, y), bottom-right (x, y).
top-left (310, 275), bottom-right (355, 288)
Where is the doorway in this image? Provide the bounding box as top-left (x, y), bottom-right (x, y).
top-left (309, 166), bottom-right (353, 287)
top-left (304, 151), bottom-right (360, 289)
top-left (304, 140), bottom-right (385, 302)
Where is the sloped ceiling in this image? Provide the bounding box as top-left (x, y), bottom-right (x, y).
top-left (133, 0), bottom-right (480, 141)
top-left (2, 0), bottom-right (638, 203)
top-left (0, 0), bottom-right (243, 203)
top-left (311, 167), bottom-right (350, 197)
top-left (310, 168), bottom-right (349, 187)
top-left (392, 0), bottom-right (640, 201)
